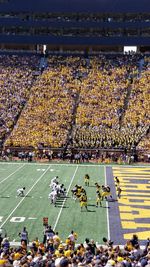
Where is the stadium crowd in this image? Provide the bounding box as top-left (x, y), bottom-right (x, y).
top-left (5, 56), bottom-right (83, 148)
top-left (73, 55), bottom-right (149, 149)
top-left (137, 132), bottom-right (150, 153)
top-left (3, 54), bottom-right (149, 152)
top-left (73, 127), bottom-right (147, 149)
top-left (0, 229), bottom-right (150, 267)
top-left (0, 55), bottom-right (38, 144)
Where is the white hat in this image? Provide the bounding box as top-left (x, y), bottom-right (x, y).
top-left (13, 260), bottom-right (20, 267)
top-left (55, 258), bottom-right (61, 267)
top-left (27, 255), bottom-right (32, 261)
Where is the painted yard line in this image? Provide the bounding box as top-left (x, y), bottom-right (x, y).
top-left (0, 164), bottom-right (25, 185)
top-left (0, 162), bottom-right (149, 168)
top-left (113, 175), bottom-right (150, 177)
top-left (0, 165), bottom-right (51, 228)
top-left (123, 178), bottom-right (150, 180)
top-left (104, 166), bottom-right (110, 240)
top-left (122, 196), bottom-right (150, 199)
top-left (114, 175), bottom-right (150, 177)
top-left (122, 192), bottom-right (150, 195)
top-left (53, 166), bottom-right (78, 231)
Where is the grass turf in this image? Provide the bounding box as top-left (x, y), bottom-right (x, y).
top-left (0, 163), bottom-right (108, 244)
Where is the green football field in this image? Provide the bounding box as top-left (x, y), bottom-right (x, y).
top-left (0, 162), bottom-right (108, 244)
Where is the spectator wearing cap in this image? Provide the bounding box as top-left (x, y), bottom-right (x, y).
top-left (59, 257), bottom-right (69, 267)
top-left (55, 244), bottom-right (64, 258)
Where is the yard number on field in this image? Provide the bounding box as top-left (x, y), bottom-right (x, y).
top-left (0, 216), bottom-right (37, 223)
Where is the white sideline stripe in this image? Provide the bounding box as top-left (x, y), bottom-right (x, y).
top-left (53, 166), bottom-right (78, 231)
top-left (0, 164), bottom-right (25, 185)
top-left (0, 166), bottom-right (51, 228)
top-left (0, 162), bottom-right (149, 168)
top-left (105, 166), bottom-right (110, 240)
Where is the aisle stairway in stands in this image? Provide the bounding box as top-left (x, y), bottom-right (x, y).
top-left (63, 92), bottom-right (80, 151)
top-left (39, 56), bottom-right (48, 72)
top-left (119, 84), bottom-right (132, 130)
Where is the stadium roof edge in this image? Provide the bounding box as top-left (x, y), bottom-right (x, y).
top-left (0, 0), bottom-right (150, 13)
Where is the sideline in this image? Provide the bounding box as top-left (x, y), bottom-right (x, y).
top-left (0, 162), bottom-right (149, 168)
top-left (104, 166), bottom-right (110, 240)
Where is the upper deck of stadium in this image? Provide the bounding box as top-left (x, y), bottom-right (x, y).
top-left (0, 0), bottom-right (150, 13)
top-left (0, 0), bottom-right (150, 52)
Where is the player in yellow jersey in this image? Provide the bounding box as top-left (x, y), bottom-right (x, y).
top-left (80, 194), bottom-right (88, 211)
top-left (84, 174), bottom-right (90, 186)
top-left (96, 184), bottom-right (101, 193)
top-left (96, 191), bottom-right (102, 207)
top-left (72, 185), bottom-right (82, 200)
top-left (81, 188), bottom-right (86, 195)
top-left (114, 176), bottom-right (120, 187)
top-left (95, 183), bottom-right (101, 190)
top-left (76, 186), bottom-right (83, 199)
top-left (101, 185), bottom-right (112, 200)
top-left (116, 186), bottom-right (122, 199)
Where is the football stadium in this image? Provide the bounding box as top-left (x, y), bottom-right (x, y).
top-left (0, 0), bottom-right (150, 266)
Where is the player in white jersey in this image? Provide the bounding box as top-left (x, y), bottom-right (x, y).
top-left (49, 176), bottom-right (59, 189)
top-left (48, 190), bottom-right (57, 206)
top-left (56, 184), bottom-right (61, 195)
top-left (60, 184), bottom-right (66, 196)
top-left (17, 187), bottom-right (26, 197)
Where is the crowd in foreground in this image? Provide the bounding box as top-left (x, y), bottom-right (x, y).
top-left (0, 227), bottom-right (150, 267)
